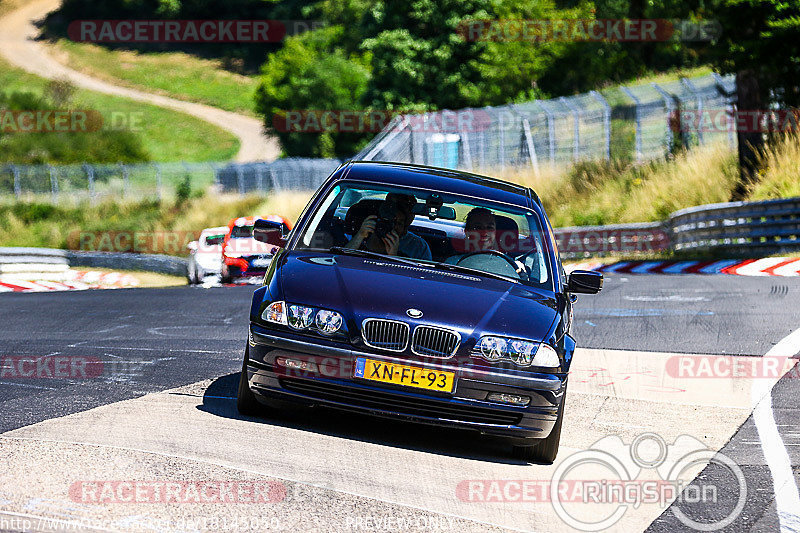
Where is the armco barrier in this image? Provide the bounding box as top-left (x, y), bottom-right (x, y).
top-left (554, 222), bottom-right (670, 258)
top-left (670, 197), bottom-right (800, 255)
top-left (65, 251), bottom-right (187, 276)
top-left (0, 248), bottom-right (187, 277)
top-left (557, 196), bottom-right (800, 259)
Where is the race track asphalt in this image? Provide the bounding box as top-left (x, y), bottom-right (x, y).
top-left (0, 274), bottom-right (798, 531)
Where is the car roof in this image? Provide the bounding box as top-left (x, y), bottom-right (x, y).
top-left (201, 226), bottom-right (228, 235)
top-left (338, 161), bottom-right (536, 208)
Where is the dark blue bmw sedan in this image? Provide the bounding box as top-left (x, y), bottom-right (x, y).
top-left (237, 161), bottom-right (602, 463)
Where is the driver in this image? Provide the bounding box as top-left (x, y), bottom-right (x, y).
top-left (446, 207), bottom-right (499, 264)
top-left (345, 193), bottom-right (432, 260)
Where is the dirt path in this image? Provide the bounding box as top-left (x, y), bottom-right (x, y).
top-left (0, 0), bottom-right (280, 162)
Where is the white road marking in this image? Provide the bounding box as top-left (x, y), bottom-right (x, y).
top-left (737, 258), bottom-right (787, 276)
top-left (772, 260), bottom-right (800, 277)
top-left (751, 327), bottom-right (800, 532)
top-left (0, 381), bottom-right (56, 390)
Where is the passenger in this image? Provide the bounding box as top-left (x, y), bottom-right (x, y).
top-left (346, 193), bottom-right (432, 261)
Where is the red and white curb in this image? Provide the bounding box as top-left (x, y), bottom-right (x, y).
top-left (566, 257), bottom-right (800, 276)
top-left (0, 270), bottom-right (140, 293)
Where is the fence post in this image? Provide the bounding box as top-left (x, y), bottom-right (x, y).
top-left (537, 101), bottom-right (556, 164)
top-left (257, 164), bottom-right (265, 193)
top-left (49, 165), bottom-right (58, 202)
top-left (681, 77), bottom-right (704, 145)
top-left (590, 91), bottom-right (611, 160)
top-left (560, 97), bottom-right (581, 162)
top-left (712, 72), bottom-right (737, 150)
top-left (521, 118), bottom-right (540, 176)
top-left (620, 87), bottom-right (643, 163)
top-left (652, 83), bottom-right (676, 157)
top-left (236, 165), bottom-right (246, 196)
top-left (84, 163), bottom-right (95, 203)
top-left (119, 163), bottom-right (129, 198)
top-left (498, 110), bottom-right (506, 169)
top-left (154, 163), bottom-right (162, 201)
top-left (11, 165), bottom-right (21, 199)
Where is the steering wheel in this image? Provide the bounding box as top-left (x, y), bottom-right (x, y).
top-left (457, 250), bottom-right (524, 278)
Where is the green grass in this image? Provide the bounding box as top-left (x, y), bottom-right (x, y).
top-left (0, 56), bottom-right (239, 162)
top-left (54, 40), bottom-right (260, 116)
top-left (0, 190), bottom-right (316, 252)
top-left (600, 66), bottom-right (713, 107)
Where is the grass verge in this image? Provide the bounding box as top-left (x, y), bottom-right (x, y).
top-left (0, 56), bottom-right (239, 162)
top-left (52, 40), bottom-right (260, 116)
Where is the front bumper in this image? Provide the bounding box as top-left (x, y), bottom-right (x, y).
top-left (246, 324), bottom-right (567, 441)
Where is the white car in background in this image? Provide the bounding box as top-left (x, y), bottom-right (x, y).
top-left (186, 226), bottom-right (227, 284)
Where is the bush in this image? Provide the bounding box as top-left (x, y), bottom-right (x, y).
top-left (0, 89), bottom-right (150, 164)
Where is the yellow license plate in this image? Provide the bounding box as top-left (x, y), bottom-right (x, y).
top-left (354, 358), bottom-right (455, 393)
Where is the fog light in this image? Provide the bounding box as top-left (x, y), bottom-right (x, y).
top-left (276, 357), bottom-right (318, 373)
top-left (487, 392), bottom-right (530, 407)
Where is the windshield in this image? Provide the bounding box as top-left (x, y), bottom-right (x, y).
top-left (294, 183), bottom-right (553, 289)
top-left (230, 225), bottom-right (254, 239)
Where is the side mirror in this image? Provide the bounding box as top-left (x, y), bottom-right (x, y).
top-left (253, 218), bottom-right (288, 248)
top-left (186, 241), bottom-right (198, 251)
top-left (567, 270), bottom-right (603, 294)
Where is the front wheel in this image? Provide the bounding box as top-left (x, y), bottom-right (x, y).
top-left (512, 390), bottom-right (566, 464)
top-left (237, 346), bottom-right (260, 416)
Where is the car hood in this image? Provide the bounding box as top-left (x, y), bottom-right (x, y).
top-left (276, 252), bottom-right (560, 344)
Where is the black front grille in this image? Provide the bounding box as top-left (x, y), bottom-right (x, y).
top-left (412, 326), bottom-right (460, 358)
top-left (361, 319), bottom-right (409, 352)
top-left (280, 378), bottom-right (522, 426)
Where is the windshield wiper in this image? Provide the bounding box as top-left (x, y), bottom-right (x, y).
top-left (431, 261), bottom-right (520, 284)
top-left (328, 246), bottom-right (423, 267)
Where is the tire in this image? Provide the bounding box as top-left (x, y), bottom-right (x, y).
top-left (237, 346), bottom-right (261, 416)
top-left (512, 390), bottom-right (566, 464)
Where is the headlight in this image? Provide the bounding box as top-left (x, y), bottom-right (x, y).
top-left (473, 336), bottom-right (560, 368)
top-left (509, 340), bottom-right (537, 367)
top-left (263, 301), bottom-right (287, 325)
top-left (531, 343), bottom-right (560, 367)
top-left (287, 305), bottom-right (314, 330)
top-left (315, 310), bottom-right (343, 336)
top-left (478, 336), bottom-right (507, 362)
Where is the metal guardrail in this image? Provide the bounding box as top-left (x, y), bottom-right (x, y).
top-left (557, 196), bottom-right (800, 259)
top-left (0, 248), bottom-right (187, 276)
top-left (671, 197), bottom-right (800, 255)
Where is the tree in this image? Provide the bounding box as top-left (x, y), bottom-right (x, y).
top-left (359, 0), bottom-right (569, 111)
top-left (706, 0), bottom-right (800, 197)
top-left (254, 26), bottom-right (371, 158)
